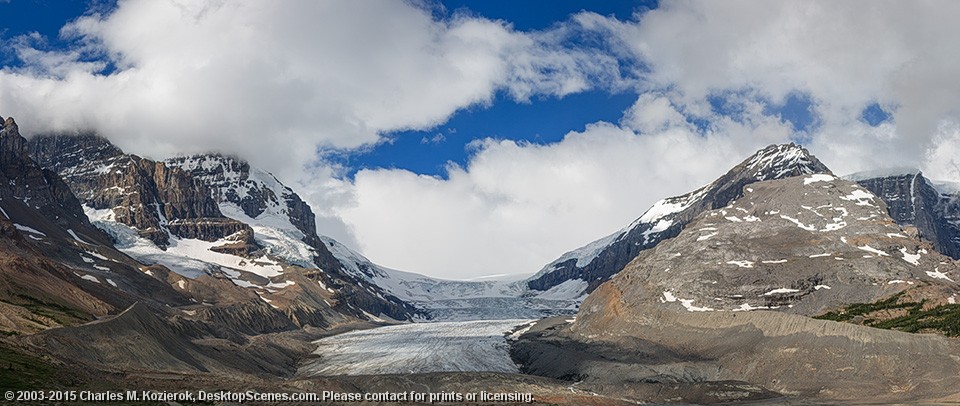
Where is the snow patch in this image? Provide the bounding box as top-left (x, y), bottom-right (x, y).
top-left (67, 229), bottom-right (91, 244)
top-left (763, 288), bottom-right (800, 296)
top-left (697, 232), bottom-right (718, 241)
top-left (641, 219), bottom-right (674, 244)
top-left (840, 189), bottom-right (877, 206)
top-left (726, 260), bottom-right (754, 268)
top-left (267, 280), bottom-right (295, 290)
top-left (536, 279), bottom-right (588, 300)
top-left (858, 245), bottom-right (889, 257)
top-left (804, 174), bottom-right (835, 185)
top-left (733, 303), bottom-right (773, 311)
top-left (14, 224), bottom-right (45, 236)
top-left (679, 299), bottom-right (715, 312)
top-left (900, 247), bottom-right (921, 266)
top-left (780, 215), bottom-right (816, 231)
top-left (927, 269), bottom-right (954, 282)
top-left (78, 274), bottom-right (100, 284)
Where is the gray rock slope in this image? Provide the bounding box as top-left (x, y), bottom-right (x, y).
top-left (527, 143), bottom-right (831, 297)
top-left (521, 172), bottom-right (960, 402)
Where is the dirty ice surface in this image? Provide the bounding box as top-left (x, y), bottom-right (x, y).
top-left (298, 319), bottom-right (533, 376)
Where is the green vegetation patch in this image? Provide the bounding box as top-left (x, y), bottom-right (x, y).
top-left (815, 292), bottom-right (960, 336)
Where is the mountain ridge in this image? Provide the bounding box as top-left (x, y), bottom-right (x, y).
top-left (527, 143), bottom-right (832, 297)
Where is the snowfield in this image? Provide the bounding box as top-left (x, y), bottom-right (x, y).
top-left (297, 319), bottom-right (533, 376)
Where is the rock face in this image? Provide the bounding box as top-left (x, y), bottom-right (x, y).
top-left (527, 143), bottom-right (832, 297)
top-left (165, 155), bottom-right (320, 244)
top-left (0, 118), bottom-right (93, 232)
top-left (29, 134), bottom-right (254, 249)
top-left (850, 170), bottom-right (960, 259)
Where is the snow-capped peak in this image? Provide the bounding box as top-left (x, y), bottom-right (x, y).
top-left (746, 143), bottom-right (825, 180)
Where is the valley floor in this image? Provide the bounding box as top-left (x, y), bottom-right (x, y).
top-left (297, 319), bottom-right (534, 376)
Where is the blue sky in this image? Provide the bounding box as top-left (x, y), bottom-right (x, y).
top-left (1, 1), bottom-right (956, 279)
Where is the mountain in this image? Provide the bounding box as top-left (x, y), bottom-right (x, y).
top-left (579, 173), bottom-right (955, 315)
top-left (527, 143), bottom-right (831, 298)
top-left (847, 169), bottom-right (960, 259)
top-left (29, 134), bottom-right (419, 323)
top-left (513, 153), bottom-right (960, 402)
top-left (0, 117), bottom-right (192, 334)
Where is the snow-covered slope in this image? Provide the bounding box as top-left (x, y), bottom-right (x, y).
top-left (84, 205), bottom-right (286, 281)
top-left (528, 143), bottom-right (833, 298)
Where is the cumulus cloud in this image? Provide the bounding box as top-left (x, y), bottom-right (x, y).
top-left (335, 95), bottom-right (794, 278)
top-left (0, 0), bottom-right (611, 182)
top-left (577, 0), bottom-right (960, 176)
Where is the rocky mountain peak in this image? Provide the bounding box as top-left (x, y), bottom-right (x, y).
top-left (742, 143), bottom-right (829, 181)
top-left (1, 116), bottom-right (30, 164)
top-left (527, 143), bottom-right (832, 296)
top-left (2, 116), bottom-right (16, 132)
top-left (165, 154), bottom-right (319, 243)
top-left (582, 173), bottom-right (957, 316)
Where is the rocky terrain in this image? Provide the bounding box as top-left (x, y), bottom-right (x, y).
top-left (513, 156), bottom-right (960, 403)
top-left (0, 117), bottom-right (187, 334)
top-left (527, 143), bottom-right (832, 298)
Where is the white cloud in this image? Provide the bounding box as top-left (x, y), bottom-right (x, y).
top-left (578, 1), bottom-right (960, 176)
top-left (334, 95), bottom-right (793, 278)
top-left (0, 0), bottom-right (607, 183)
